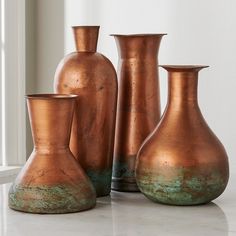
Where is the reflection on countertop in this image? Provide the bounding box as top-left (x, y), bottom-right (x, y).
top-left (1, 174), bottom-right (236, 236)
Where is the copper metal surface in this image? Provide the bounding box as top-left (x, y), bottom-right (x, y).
top-left (136, 66), bottom-right (229, 205)
top-left (73, 26), bottom-right (99, 52)
top-left (111, 34), bottom-right (166, 192)
top-left (9, 94), bottom-right (96, 213)
top-left (54, 26), bottom-right (118, 197)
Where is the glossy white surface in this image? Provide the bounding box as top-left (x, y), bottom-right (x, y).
top-left (1, 173), bottom-right (236, 236)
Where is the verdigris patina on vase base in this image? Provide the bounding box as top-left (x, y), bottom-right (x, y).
top-left (136, 166), bottom-right (227, 206)
top-left (9, 183), bottom-right (96, 214)
top-left (86, 169), bottom-right (112, 197)
top-left (112, 156), bottom-right (139, 192)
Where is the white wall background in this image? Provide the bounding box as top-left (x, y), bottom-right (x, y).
top-left (35, 0), bottom-right (65, 93)
top-left (31, 0), bottom-right (236, 167)
top-left (64, 0), bottom-right (236, 168)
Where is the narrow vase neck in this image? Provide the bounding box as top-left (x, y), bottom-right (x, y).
top-left (113, 34), bottom-right (165, 59)
top-left (168, 71), bottom-right (199, 106)
top-left (73, 26), bottom-right (99, 52)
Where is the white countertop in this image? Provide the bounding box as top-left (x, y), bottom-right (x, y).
top-left (1, 171), bottom-right (236, 236)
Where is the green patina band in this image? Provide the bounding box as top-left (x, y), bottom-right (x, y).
top-left (86, 169), bottom-right (112, 197)
top-left (9, 183), bottom-right (96, 214)
top-left (112, 156), bottom-right (136, 179)
top-left (111, 157), bottom-right (140, 191)
top-left (136, 168), bottom-right (227, 205)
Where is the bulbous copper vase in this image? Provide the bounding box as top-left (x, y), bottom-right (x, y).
top-left (54, 26), bottom-right (117, 197)
top-left (136, 65), bottom-right (229, 205)
top-left (9, 94), bottom-right (96, 214)
top-left (111, 34), bottom-right (166, 192)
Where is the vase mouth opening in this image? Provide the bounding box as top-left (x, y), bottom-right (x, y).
top-left (110, 33), bottom-right (167, 37)
top-left (160, 65), bottom-right (209, 72)
top-left (72, 25), bottom-right (100, 29)
top-left (26, 94), bottom-right (78, 99)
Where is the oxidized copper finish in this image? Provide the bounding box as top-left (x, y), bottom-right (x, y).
top-left (136, 66), bottom-right (229, 205)
top-left (111, 34), bottom-right (166, 192)
top-left (54, 26), bottom-right (118, 197)
top-left (9, 94), bottom-right (96, 213)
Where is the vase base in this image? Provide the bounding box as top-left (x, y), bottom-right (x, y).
top-left (111, 178), bottom-right (140, 192)
top-left (96, 192), bottom-right (110, 198)
top-left (8, 184), bottom-right (96, 214)
top-left (86, 169), bottom-right (112, 198)
top-left (9, 204), bottom-right (95, 214)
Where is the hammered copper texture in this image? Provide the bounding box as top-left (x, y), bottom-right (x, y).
top-left (54, 26), bottom-right (118, 197)
top-left (9, 94), bottom-right (96, 213)
top-left (111, 34), bottom-right (166, 192)
top-left (136, 66), bottom-right (229, 205)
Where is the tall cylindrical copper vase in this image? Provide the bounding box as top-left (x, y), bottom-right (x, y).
top-left (9, 94), bottom-right (96, 214)
top-left (136, 66), bottom-right (229, 205)
top-left (112, 34), bottom-right (166, 192)
top-left (54, 26), bottom-right (118, 197)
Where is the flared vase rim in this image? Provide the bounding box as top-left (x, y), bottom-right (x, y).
top-left (110, 33), bottom-right (167, 37)
top-left (26, 94), bottom-right (78, 99)
top-left (160, 65), bottom-right (209, 72)
top-left (72, 25), bottom-right (100, 29)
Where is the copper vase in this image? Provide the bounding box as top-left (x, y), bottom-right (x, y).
top-left (111, 34), bottom-right (166, 192)
top-left (136, 65), bottom-right (229, 205)
top-left (54, 26), bottom-right (118, 197)
top-left (9, 94), bottom-right (96, 213)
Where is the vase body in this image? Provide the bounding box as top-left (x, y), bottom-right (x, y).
top-left (112, 34), bottom-right (165, 192)
top-left (136, 65), bottom-right (229, 205)
top-left (9, 94), bottom-right (96, 213)
top-left (54, 26), bottom-right (117, 197)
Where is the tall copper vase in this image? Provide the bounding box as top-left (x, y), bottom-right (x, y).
top-left (136, 66), bottom-right (229, 205)
top-left (112, 34), bottom-right (166, 192)
top-left (9, 94), bottom-right (96, 213)
top-left (54, 26), bottom-right (118, 197)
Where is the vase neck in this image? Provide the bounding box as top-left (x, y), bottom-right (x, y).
top-left (168, 71), bottom-right (199, 106)
top-left (73, 26), bottom-right (99, 52)
top-left (112, 34), bottom-right (165, 59)
top-left (161, 66), bottom-right (209, 108)
top-left (27, 96), bottom-right (76, 150)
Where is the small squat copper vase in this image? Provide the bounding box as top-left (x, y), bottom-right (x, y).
top-left (8, 94), bottom-right (96, 214)
top-left (54, 26), bottom-right (117, 197)
top-left (111, 34), bottom-right (166, 192)
top-left (136, 65), bottom-right (229, 205)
